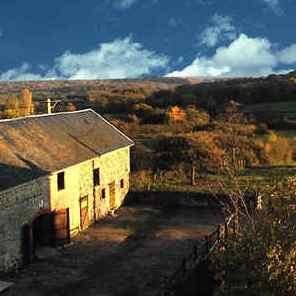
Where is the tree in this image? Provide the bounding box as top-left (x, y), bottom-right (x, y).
top-left (2, 95), bottom-right (21, 118)
top-left (20, 88), bottom-right (34, 116)
top-left (65, 102), bottom-right (77, 112)
top-left (2, 89), bottom-right (34, 119)
top-left (185, 106), bottom-right (210, 130)
top-left (211, 178), bottom-right (296, 296)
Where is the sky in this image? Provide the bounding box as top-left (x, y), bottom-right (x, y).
top-left (0, 0), bottom-right (295, 80)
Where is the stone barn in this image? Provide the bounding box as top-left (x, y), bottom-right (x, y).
top-left (0, 109), bottom-right (134, 272)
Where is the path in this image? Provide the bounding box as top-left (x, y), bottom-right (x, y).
top-left (2, 205), bottom-right (222, 296)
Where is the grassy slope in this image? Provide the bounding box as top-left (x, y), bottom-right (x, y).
top-left (244, 101), bottom-right (296, 118)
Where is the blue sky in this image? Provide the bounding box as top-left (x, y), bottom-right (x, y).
top-left (0, 0), bottom-right (295, 80)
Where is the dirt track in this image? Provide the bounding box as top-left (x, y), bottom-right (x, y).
top-left (2, 205), bottom-right (222, 296)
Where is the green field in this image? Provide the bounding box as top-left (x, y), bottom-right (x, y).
top-left (245, 101), bottom-right (296, 118)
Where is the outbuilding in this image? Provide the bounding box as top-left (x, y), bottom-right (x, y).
top-left (0, 109), bottom-right (134, 272)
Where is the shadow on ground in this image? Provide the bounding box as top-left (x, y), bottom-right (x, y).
top-left (2, 205), bottom-right (223, 296)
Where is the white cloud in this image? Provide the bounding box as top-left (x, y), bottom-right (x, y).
top-left (278, 44), bottom-right (296, 64)
top-left (0, 63), bottom-right (53, 81)
top-left (199, 14), bottom-right (237, 47)
top-left (0, 37), bottom-right (169, 81)
top-left (167, 34), bottom-right (296, 78)
top-left (168, 17), bottom-right (179, 28)
top-left (55, 37), bottom-right (168, 79)
top-left (114, 0), bottom-right (137, 9)
top-left (263, 0), bottom-right (283, 15)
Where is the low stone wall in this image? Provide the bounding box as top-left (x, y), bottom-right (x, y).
top-left (125, 191), bottom-right (228, 209)
top-left (0, 177), bottom-right (49, 272)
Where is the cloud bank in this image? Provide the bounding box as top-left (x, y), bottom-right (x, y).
top-left (0, 37), bottom-right (169, 81)
top-left (167, 34), bottom-right (296, 78)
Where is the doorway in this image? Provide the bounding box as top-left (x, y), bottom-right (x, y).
top-left (22, 209), bottom-right (70, 264)
top-left (80, 195), bottom-right (89, 230)
top-left (109, 181), bottom-right (116, 209)
top-left (32, 213), bottom-right (53, 251)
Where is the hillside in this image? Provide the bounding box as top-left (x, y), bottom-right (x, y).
top-left (0, 71), bottom-right (295, 127)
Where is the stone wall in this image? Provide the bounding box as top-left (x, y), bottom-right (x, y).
top-left (50, 146), bottom-right (131, 236)
top-left (0, 146), bottom-right (131, 272)
top-left (94, 146), bottom-right (130, 218)
top-left (126, 191), bottom-right (227, 208)
top-left (0, 177), bottom-right (50, 272)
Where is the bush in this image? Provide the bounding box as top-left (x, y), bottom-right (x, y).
top-left (185, 106), bottom-right (210, 129)
top-left (255, 132), bottom-right (293, 165)
top-left (211, 204), bottom-right (296, 296)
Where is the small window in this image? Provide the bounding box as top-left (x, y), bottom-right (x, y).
top-left (93, 168), bottom-right (100, 186)
top-left (101, 188), bottom-right (106, 199)
top-left (120, 179), bottom-right (124, 188)
top-left (57, 172), bottom-right (65, 191)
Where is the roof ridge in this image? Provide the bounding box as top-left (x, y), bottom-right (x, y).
top-left (0, 109), bottom-right (93, 123)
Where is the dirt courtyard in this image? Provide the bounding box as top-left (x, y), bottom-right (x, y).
top-left (2, 205), bottom-right (223, 296)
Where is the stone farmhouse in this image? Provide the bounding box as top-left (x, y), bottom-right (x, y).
top-left (0, 109), bottom-right (134, 272)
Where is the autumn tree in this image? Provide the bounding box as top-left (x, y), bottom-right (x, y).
top-left (65, 102), bottom-right (77, 112)
top-left (185, 105), bottom-right (210, 130)
top-left (2, 89), bottom-right (34, 118)
top-left (20, 88), bottom-right (34, 115)
top-left (2, 95), bottom-right (21, 118)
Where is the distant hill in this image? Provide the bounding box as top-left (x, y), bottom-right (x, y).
top-left (0, 77), bottom-right (199, 95)
top-left (0, 71), bottom-right (295, 126)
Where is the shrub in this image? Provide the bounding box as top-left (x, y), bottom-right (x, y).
top-left (255, 132), bottom-right (293, 165)
top-left (211, 204), bottom-right (296, 296)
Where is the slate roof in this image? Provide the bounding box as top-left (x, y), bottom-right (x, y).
top-left (0, 109), bottom-right (134, 191)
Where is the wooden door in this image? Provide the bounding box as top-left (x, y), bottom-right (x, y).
top-left (109, 181), bottom-right (116, 209)
top-left (80, 196), bottom-right (89, 230)
top-left (53, 209), bottom-right (70, 246)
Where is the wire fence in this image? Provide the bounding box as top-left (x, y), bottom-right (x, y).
top-left (158, 213), bottom-right (237, 296)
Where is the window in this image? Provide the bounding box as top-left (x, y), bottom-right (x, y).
top-left (57, 172), bottom-right (65, 191)
top-left (101, 188), bottom-right (106, 199)
top-left (93, 168), bottom-right (100, 186)
top-left (120, 179), bottom-right (124, 188)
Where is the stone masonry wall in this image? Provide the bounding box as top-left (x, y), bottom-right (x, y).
top-left (94, 146), bottom-right (130, 218)
top-left (0, 177), bottom-right (50, 272)
top-left (0, 146), bottom-right (131, 272)
top-left (50, 146), bottom-right (131, 236)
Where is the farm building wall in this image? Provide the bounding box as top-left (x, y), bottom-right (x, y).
top-left (49, 146), bottom-right (131, 236)
top-left (0, 177), bottom-right (50, 272)
top-left (0, 146), bottom-right (131, 272)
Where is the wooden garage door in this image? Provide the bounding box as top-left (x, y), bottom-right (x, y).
top-left (109, 181), bottom-right (116, 209)
top-left (80, 196), bottom-right (89, 230)
top-left (53, 209), bottom-right (70, 246)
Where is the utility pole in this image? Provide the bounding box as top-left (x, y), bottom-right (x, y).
top-left (47, 98), bottom-right (52, 114)
top-left (45, 98), bottom-right (61, 114)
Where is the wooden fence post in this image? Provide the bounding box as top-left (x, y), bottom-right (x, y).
top-left (193, 245), bottom-right (198, 259)
top-left (233, 217), bottom-right (236, 236)
top-left (224, 221), bottom-right (228, 239)
top-left (182, 258), bottom-right (187, 277)
top-left (217, 224), bottom-right (221, 241)
top-left (205, 235), bottom-right (210, 252)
